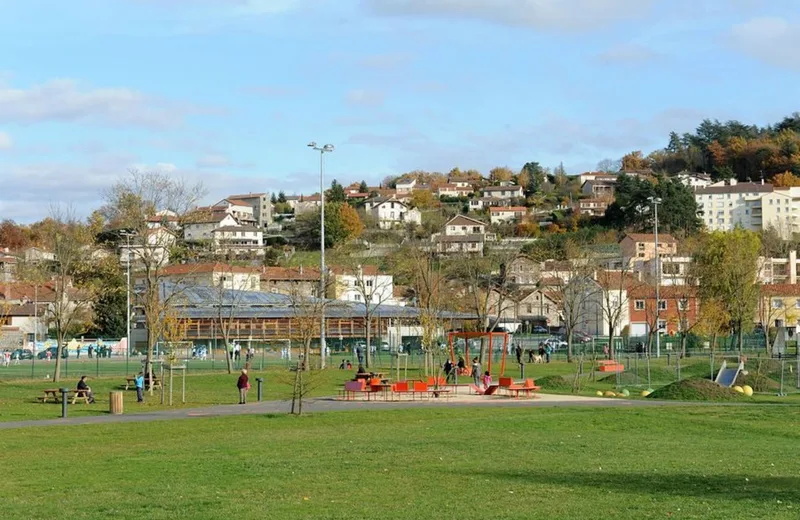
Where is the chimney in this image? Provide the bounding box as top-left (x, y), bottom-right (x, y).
top-left (299, 265), bottom-right (303, 275)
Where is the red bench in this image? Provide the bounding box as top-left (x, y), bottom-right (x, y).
top-left (507, 378), bottom-right (541, 398)
top-left (597, 360), bottom-right (624, 372)
top-left (340, 380), bottom-right (373, 400)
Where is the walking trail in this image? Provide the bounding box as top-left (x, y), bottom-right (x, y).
top-left (0, 392), bottom-right (692, 430)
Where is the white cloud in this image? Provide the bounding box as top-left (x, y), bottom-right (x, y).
top-left (729, 17), bottom-right (800, 71)
top-left (0, 79), bottom-right (209, 128)
top-left (595, 43), bottom-right (663, 65)
top-left (362, 0), bottom-right (654, 31)
top-left (0, 131), bottom-right (11, 150)
top-left (346, 89), bottom-right (385, 107)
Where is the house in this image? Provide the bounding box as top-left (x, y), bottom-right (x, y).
top-left (0, 304), bottom-right (47, 350)
top-left (480, 185), bottom-right (524, 199)
top-left (213, 198), bottom-right (258, 226)
top-left (294, 195), bottom-right (322, 215)
top-left (431, 215), bottom-right (496, 256)
top-left (576, 198), bottom-right (609, 217)
top-left (226, 193), bottom-right (273, 229)
top-left (183, 213), bottom-right (239, 242)
top-left (757, 284), bottom-right (800, 335)
top-left (364, 197), bottom-right (422, 230)
top-left (627, 285), bottom-right (699, 337)
top-left (157, 263), bottom-right (261, 291)
top-left (675, 172), bottom-right (712, 189)
top-left (581, 178), bottom-right (616, 197)
top-left (121, 227), bottom-right (176, 267)
top-left (489, 206), bottom-right (527, 224)
top-left (146, 210), bottom-right (180, 230)
top-left (212, 225), bottom-right (264, 255)
top-left (760, 250), bottom-right (800, 285)
top-left (488, 289), bottom-right (561, 331)
top-left (577, 172), bottom-right (616, 184)
top-left (284, 195), bottom-right (301, 210)
top-left (448, 176), bottom-right (476, 189)
top-left (327, 265), bottom-right (395, 305)
top-left (437, 184), bottom-right (473, 198)
top-left (395, 178), bottom-right (417, 194)
top-left (260, 266), bottom-right (321, 297)
top-left (642, 256), bottom-right (694, 286)
top-left (505, 255), bottom-right (540, 286)
top-left (23, 247), bottom-right (55, 263)
top-left (0, 252), bottom-right (17, 282)
top-left (619, 233), bottom-right (678, 266)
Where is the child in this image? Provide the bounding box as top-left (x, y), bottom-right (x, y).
top-left (482, 370), bottom-right (492, 389)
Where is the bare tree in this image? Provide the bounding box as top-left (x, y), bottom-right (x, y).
top-left (103, 169), bottom-right (206, 391)
top-left (596, 264), bottom-right (635, 360)
top-left (287, 286), bottom-right (327, 371)
top-left (212, 264), bottom-right (260, 374)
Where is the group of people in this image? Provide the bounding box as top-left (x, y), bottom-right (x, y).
top-left (512, 343), bottom-right (552, 364)
top-left (338, 360), bottom-right (353, 370)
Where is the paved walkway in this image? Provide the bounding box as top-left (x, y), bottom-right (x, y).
top-left (0, 393), bottom-right (691, 430)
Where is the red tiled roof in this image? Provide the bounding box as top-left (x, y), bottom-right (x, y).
top-left (760, 284), bottom-right (800, 296)
top-left (225, 199), bottom-right (253, 207)
top-left (489, 206), bottom-right (527, 213)
top-left (0, 283), bottom-right (57, 302)
top-left (159, 263), bottom-right (257, 276)
top-left (261, 266), bottom-right (321, 281)
top-left (623, 233), bottom-right (677, 244)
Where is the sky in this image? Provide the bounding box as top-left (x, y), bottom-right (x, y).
top-left (1, 0), bottom-right (799, 222)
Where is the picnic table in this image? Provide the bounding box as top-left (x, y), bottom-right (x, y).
top-left (39, 388), bottom-right (92, 404)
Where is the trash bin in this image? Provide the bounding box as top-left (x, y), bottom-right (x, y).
top-left (109, 391), bottom-right (124, 415)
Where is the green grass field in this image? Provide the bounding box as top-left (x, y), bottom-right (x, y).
top-left (2, 406), bottom-right (799, 519)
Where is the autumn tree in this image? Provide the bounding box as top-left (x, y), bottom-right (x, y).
top-left (0, 220), bottom-right (31, 250)
top-left (410, 189), bottom-right (439, 209)
top-left (621, 150), bottom-right (650, 171)
top-left (489, 166), bottom-right (514, 183)
top-left (695, 229), bottom-right (761, 354)
top-left (296, 202), bottom-right (363, 249)
top-left (772, 171), bottom-right (800, 187)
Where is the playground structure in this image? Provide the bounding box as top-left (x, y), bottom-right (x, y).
top-left (447, 331), bottom-right (509, 376)
top-left (714, 360), bottom-right (745, 388)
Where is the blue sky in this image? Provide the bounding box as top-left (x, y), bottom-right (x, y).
top-left (1, 0), bottom-right (799, 221)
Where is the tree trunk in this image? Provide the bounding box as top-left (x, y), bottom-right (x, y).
top-left (53, 329), bottom-right (64, 382)
top-left (607, 330), bottom-right (615, 360)
top-left (737, 319), bottom-right (744, 355)
top-left (566, 329), bottom-right (573, 363)
top-left (303, 338), bottom-right (311, 371)
top-left (479, 336), bottom-right (487, 366)
top-left (764, 325), bottom-right (773, 357)
top-left (365, 317), bottom-right (372, 369)
top-left (680, 334), bottom-right (687, 359)
top-left (223, 330), bottom-right (233, 374)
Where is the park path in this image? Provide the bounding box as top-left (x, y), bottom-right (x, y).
top-left (0, 393), bottom-right (691, 430)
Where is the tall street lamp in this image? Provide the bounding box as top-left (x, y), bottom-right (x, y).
top-left (120, 230), bottom-right (135, 374)
top-left (648, 196), bottom-right (662, 358)
top-left (307, 141), bottom-right (334, 369)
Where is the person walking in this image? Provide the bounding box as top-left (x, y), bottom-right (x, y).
top-left (515, 344), bottom-right (523, 364)
top-left (134, 372), bottom-right (145, 403)
top-left (544, 344), bottom-right (552, 364)
top-left (237, 369), bottom-right (250, 404)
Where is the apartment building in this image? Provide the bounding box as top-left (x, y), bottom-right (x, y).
top-left (695, 181), bottom-right (797, 237)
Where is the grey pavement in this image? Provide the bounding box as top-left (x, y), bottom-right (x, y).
top-left (0, 394), bottom-right (697, 430)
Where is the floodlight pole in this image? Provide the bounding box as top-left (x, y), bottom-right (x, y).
top-left (650, 197), bottom-right (662, 358)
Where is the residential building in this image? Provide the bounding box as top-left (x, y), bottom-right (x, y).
top-left (0, 252), bottom-right (17, 282)
top-left (627, 285), bottom-right (699, 337)
top-left (437, 184), bottom-right (473, 198)
top-left (395, 178), bottom-right (417, 194)
top-left (505, 255), bottom-right (540, 286)
top-left (226, 193), bottom-right (273, 229)
top-left (675, 172), bottom-right (712, 189)
top-left (122, 227), bottom-right (176, 267)
top-left (146, 210), bottom-right (180, 230)
top-left (212, 198), bottom-right (258, 226)
top-left (581, 178), bottom-right (616, 197)
top-left (448, 176), bottom-right (476, 189)
top-left (364, 197), bottom-right (422, 230)
top-left (327, 265), bottom-right (396, 305)
top-left (431, 215), bottom-right (496, 256)
top-left (757, 284), bottom-right (800, 334)
top-left (642, 256), bottom-right (694, 286)
top-left (212, 225), bottom-right (264, 255)
top-left (23, 247), bottom-right (55, 263)
top-left (0, 304), bottom-right (47, 350)
top-left (480, 185), bottom-right (524, 199)
top-left (695, 181), bottom-right (798, 236)
top-left (183, 213), bottom-right (239, 242)
top-left (468, 197), bottom-right (508, 211)
top-left (260, 266), bottom-right (321, 297)
top-left (157, 263), bottom-right (261, 291)
top-left (489, 206), bottom-right (527, 224)
top-left (294, 195), bottom-right (322, 215)
top-left (619, 233), bottom-right (678, 265)
top-left (576, 198), bottom-right (609, 217)
top-left (577, 172), bottom-right (616, 184)
top-left (487, 289), bottom-right (560, 331)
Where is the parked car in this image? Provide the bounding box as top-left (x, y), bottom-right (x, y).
top-left (572, 331), bottom-right (593, 343)
top-left (544, 337), bottom-right (567, 350)
top-left (37, 346), bottom-right (68, 359)
top-left (532, 325), bottom-right (549, 334)
top-left (12, 348), bottom-right (34, 360)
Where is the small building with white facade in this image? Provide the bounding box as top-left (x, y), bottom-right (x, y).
top-left (489, 206), bottom-right (527, 224)
top-left (364, 197), bottom-right (422, 230)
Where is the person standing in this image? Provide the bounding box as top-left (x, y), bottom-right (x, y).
top-left (443, 358), bottom-right (454, 383)
top-left (237, 369), bottom-right (249, 404)
top-left (544, 344), bottom-right (552, 364)
top-left (471, 358), bottom-right (481, 386)
top-left (515, 344), bottom-right (523, 364)
top-left (134, 372), bottom-right (145, 403)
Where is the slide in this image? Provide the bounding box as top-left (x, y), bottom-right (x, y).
top-left (714, 360), bottom-right (744, 388)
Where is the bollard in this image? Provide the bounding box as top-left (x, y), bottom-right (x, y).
top-left (60, 388), bottom-right (69, 418)
top-left (520, 362), bottom-right (525, 380)
top-left (666, 353), bottom-right (671, 366)
top-left (256, 377), bottom-right (264, 402)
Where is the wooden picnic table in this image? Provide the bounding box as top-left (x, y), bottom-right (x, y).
top-left (39, 388), bottom-right (92, 404)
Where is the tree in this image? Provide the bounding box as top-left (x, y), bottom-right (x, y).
top-left (772, 171), bottom-right (800, 187)
top-left (621, 151), bottom-right (650, 171)
top-left (596, 265), bottom-right (635, 360)
top-left (695, 229), bottom-right (761, 354)
top-left (287, 284), bottom-right (327, 372)
top-left (102, 169), bottom-right (206, 391)
top-left (359, 180), bottom-right (369, 193)
top-left (596, 158), bottom-right (621, 173)
top-left (296, 203), bottom-right (363, 249)
top-left (38, 208), bottom-right (94, 382)
top-left (521, 162), bottom-right (546, 193)
top-left (270, 193), bottom-right (277, 204)
top-left (339, 203), bottom-right (364, 239)
top-left (604, 174), bottom-right (701, 234)
top-left (489, 166), bottom-right (514, 183)
top-left (78, 256), bottom-right (126, 339)
top-left (328, 179), bottom-right (347, 203)
top-left (410, 189), bottom-right (438, 209)
top-left (0, 220), bottom-right (31, 250)
top-left (277, 191), bottom-right (287, 203)
top-left (211, 265), bottom-right (260, 374)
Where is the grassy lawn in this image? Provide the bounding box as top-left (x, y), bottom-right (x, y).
top-left (2, 406), bottom-right (799, 519)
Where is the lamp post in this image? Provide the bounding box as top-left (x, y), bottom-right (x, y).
top-left (120, 231), bottom-right (134, 374)
top-left (307, 141), bottom-right (335, 369)
top-left (648, 196), bottom-right (662, 358)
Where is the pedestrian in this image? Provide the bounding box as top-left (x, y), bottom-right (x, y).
top-left (134, 372), bottom-right (145, 403)
top-left (457, 356), bottom-right (466, 374)
top-left (46, 350), bottom-right (52, 362)
top-left (515, 344), bottom-right (523, 364)
top-left (339, 359), bottom-right (346, 370)
top-left (482, 370), bottom-right (492, 389)
top-left (544, 344), bottom-right (552, 363)
top-left (443, 358), bottom-right (454, 383)
top-left (76, 345), bottom-right (81, 359)
top-left (13, 351), bottom-right (20, 365)
top-left (356, 346), bottom-right (364, 365)
top-left (538, 343), bottom-right (545, 359)
top-left (527, 348), bottom-right (534, 363)
top-left (237, 368), bottom-right (250, 404)
top-left (88, 345), bottom-right (93, 358)
top-left (471, 357), bottom-right (481, 386)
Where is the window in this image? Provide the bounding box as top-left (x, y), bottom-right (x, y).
top-left (473, 226), bottom-right (481, 233)
top-left (635, 300), bottom-right (645, 310)
top-left (657, 320), bottom-right (667, 331)
top-left (658, 300), bottom-right (667, 311)
top-left (354, 294), bottom-right (361, 301)
top-left (795, 300), bottom-right (800, 309)
top-left (773, 299), bottom-right (784, 309)
top-left (678, 299), bottom-right (689, 311)
top-left (366, 280), bottom-right (373, 288)
top-left (526, 304), bottom-right (533, 314)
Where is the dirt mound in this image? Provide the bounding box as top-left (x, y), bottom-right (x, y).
top-left (647, 377), bottom-right (742, 401)
top-left (735, 372), bottom-right (779, 392)
top-left (535, 375), bottom-right (572, 390)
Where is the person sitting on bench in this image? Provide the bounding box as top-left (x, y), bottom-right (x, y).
top-left (77, 375), bottom-right (96, 403)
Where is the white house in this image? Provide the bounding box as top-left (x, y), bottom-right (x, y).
top-left (158, 263), bottom-right (261, 291)
top-left (481, 185), bottom-right (524, 199)
top-left (121, 227), bottom-right (176, 267)
top-left (0, 304), bottom-right (46, 350)
top-left (183, 213), bottom-right (239, 242)
top-left (675, 172), bottom-right (712, 189)
top-left (437, 184), bottom-right (473, 198)
top-left (213, 198), bottom-right (258, 226)
top-left (294, 195), bottom-right (322, 215)
top-left (448, 176), bottom-right (475, 189)
top-left (364, 197), bottom-right (422, 229)
top-left (212, 225), bottom-right (264, 255)
top-left (431, 215), bottom-right (496, 256)
top-left (328, 265), bottom-right (395, 305)
top-left (489, 206), bottom-right (527, 224)
top-left (395, 178), bottom-right (417, 194)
